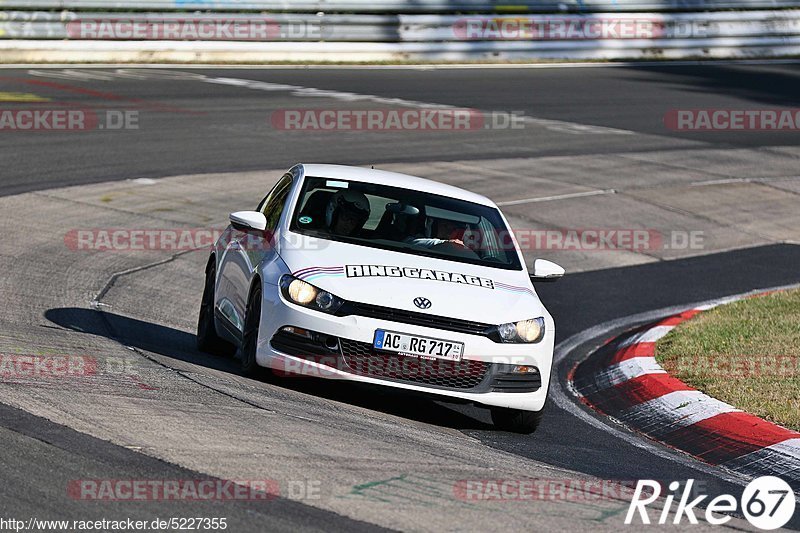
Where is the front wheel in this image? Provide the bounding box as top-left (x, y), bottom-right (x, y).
top-left (240, 285), bottom-right (263, 376)
top-left (197, 261), bottom-right (235, 357)
top-left (490, 406), bottom-right (544, 434)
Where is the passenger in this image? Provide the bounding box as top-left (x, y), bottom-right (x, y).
top-left (408, 217), bottom-right (467, 248)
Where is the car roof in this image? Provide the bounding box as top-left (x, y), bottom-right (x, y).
top-left (297, 164), bottom-right (496, 208)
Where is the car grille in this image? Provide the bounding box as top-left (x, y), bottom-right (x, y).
top-left (335, 301), bottom-right (493, 337)
top-left (338, 338), bottom-right (491, 390)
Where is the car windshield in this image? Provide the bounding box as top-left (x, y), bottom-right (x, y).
top-left (289, 176), bottom-right (522, 270)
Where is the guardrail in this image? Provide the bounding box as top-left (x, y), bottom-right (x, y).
top-left (0, 0), bottom-right (799, 12)
top-left (2, 10), bottom-right (799, 41)
top-left (1, 9), bottom-right (799, 61)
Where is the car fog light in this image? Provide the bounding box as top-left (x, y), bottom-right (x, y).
top-left (282, 326), bottom-right (312, 338)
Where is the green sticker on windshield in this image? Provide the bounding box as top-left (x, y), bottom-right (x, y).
top-left (299, 216), bottom-right (313, 224)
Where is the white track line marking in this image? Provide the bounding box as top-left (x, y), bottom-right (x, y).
top-left (617, 390), bottom-right (740, 437)
top-left (196, 74), bottom-right (636, 136)
top-left (591, 356), bottom-right (666, 390)
top-left (496, 189), bottom-right (615, 206)
top-left (19, 69), bottom-right (640, 135)
top-left (720, 438), bottom-right (800, 484)
top-left (617, 325), bottom-right (675, 347)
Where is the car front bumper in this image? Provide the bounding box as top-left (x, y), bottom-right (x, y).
top-left (256, 284), bottom-right (553, 412)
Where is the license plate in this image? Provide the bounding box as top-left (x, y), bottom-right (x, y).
top-left (373, 330), bottom-right (463, 361)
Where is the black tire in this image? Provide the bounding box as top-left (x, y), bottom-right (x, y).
top-left (490, 406), bottom-right (544, 434)
top-left (240, 285), bottom-right (262, 376)
top-left (196, 260), bottom-right (236, 357)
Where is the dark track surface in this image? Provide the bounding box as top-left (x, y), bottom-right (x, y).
top-left (0, 403), bottom-right (387, 532)
top-left (1, 64), bottom-right (798, 529)
top-left (5, 243), bottom-right (798, 528)
top-left (1, 63), bottom-right (799, 196)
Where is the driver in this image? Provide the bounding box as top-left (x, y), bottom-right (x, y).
top-left (408, 217), bottom-right (467, 248)
top-left (325, 189), bottom-right (371, 237)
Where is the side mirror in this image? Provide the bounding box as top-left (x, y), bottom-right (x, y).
top-left (230, 211), bottom-right (267, 232)
top-left (529, 259), bottom-right (565, 283)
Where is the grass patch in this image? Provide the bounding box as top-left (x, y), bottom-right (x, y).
top-left (656, 288), bottom-right (800, 431)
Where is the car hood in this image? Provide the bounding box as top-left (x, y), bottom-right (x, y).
top-left (279, 233), bottom-right (545, 324)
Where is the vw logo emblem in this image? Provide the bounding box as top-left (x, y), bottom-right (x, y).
top-left (413, 297), bottom-right (432, 309)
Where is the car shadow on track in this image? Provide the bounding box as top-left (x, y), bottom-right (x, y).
top-left (44, 307), bottom-right (494, 432)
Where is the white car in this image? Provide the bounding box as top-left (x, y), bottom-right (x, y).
top-left (197, 164), bottom-right (564, 433)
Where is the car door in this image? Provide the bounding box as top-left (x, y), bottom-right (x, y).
top-left (217, 174), bottom-right (294, 336)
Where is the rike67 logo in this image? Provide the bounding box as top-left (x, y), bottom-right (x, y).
top-left (626, 477), bottom-right (795, 530)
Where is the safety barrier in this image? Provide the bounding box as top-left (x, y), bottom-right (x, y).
top-left (1, 9), bottom-right (799, 61)
top-left (1, 0), bottom-right (800, 12)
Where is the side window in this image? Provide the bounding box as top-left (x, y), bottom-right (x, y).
top-left (476, 217), bottom-right (500, 259)
top-left (257, 174), bottom-right (291, 212)
top-left (260, 175), bottom-right (293, 232)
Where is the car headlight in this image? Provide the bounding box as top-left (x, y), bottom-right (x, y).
top-left (280, 275), bottom-right (345, 314)
top-left (497, 322), bottom-right (517, 341)
top-left (493, 317), bottom-right (545, 343)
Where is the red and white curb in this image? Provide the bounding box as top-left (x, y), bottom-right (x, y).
top-left (569, 300), bottom-right (800, 487)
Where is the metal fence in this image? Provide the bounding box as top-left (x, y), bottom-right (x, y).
top-left (2, 10), bottom-right (799, 41)
top-left (1, 8), bottom-right (799, 60)
top-left (0, 0), bottom-right (799, 12)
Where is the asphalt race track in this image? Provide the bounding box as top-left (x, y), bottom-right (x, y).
top-left (0, 64), bottom-right (799, 531)
top-left (3, 63), bottom-right (800, 196)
